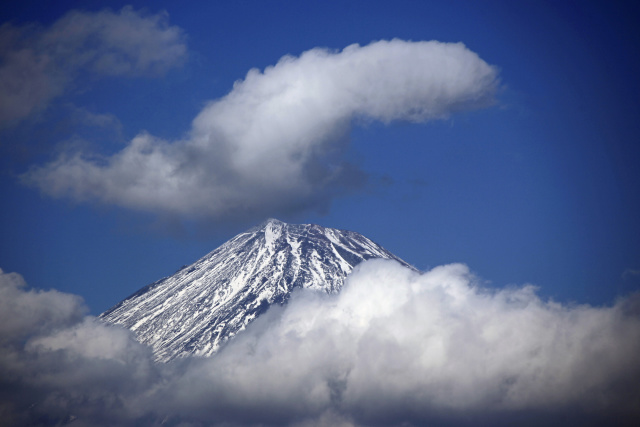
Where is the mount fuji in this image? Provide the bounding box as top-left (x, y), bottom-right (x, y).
top-left (100, 219), bottom-right (413, 362)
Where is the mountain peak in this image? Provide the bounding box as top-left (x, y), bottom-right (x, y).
top-left (261, 217), bottom-right (285, 227)
top-left (101, 220), bottom-right (412, 362)
top-left (250, 217), bottom-right (286, 233)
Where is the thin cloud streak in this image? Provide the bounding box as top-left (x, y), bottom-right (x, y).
top-left (23, 39), bottom-right (499, 223)
top-left (0, 6), bottom-right (186, 127)
top-left (1, 263), bottom-right (639, 426)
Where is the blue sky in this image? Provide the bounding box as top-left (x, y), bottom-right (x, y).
top-left (1, 0), bottom-right (639, 317)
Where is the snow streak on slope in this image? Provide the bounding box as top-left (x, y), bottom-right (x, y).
top-left (100, 219), bottom-right (412, 362)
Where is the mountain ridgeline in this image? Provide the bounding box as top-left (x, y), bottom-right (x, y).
top-left (100, 219), bottom-right (412, 362)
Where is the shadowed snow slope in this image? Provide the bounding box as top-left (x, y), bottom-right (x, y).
top-left (100, 219), bottom-right (412, 362)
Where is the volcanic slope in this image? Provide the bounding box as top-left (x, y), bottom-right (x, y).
top-left (100, 219), bottom-right (412, 362)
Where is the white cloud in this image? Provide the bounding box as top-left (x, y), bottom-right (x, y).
top-left (0, 268), bottom-right (85, 343)
top-left (0, 6), bottom-right (186, 126)
top-left (0, 269), bottom-right (157, 426)
top-left (164, 260), bottom-right (640, 425)
top-left (23, 39), bottom-right (498, 223)
top-left (1, 263), bottom-right (639, 426)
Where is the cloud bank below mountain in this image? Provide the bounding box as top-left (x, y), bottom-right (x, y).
top-left (23, 39), bottom-right (498, 223)
top-left (2, 261), bottom-right (639, 426)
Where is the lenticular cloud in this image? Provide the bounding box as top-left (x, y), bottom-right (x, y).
top-left (23, 39), bottom-right (498, 222)
top-left (2, 263), bottom-right (639, 426)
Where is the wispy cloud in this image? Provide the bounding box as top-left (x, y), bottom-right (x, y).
top-left (0, 6), bottom-right (186, 127)
top-left (23, 39), bottom-right (498, 224)
top-left (2, 263), bottom-right (639, 426)
top-left (623, 268), bottom-right (640, 281)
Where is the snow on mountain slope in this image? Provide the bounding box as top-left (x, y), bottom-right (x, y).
top-left (100, 219), bottom-right (412, 362)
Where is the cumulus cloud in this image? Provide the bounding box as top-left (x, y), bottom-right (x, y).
top-left (1, 263), bottom-right (640, 426)
top-left (0, 6), bottom-right (186, 127)
top-left (23, 39), bottom-right (498, 223)
top-left (0, 269), bottom-right (158, 426)
top-left (165, 260), bottom-right (640, 426)
top-left (0, 268), bottom-right (85, 343)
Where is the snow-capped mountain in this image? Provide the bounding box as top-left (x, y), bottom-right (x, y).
top-left (100, 219), bottom-right (412, 362)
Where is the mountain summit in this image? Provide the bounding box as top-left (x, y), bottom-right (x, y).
top-left (100, 219), bottom-right (412, 362)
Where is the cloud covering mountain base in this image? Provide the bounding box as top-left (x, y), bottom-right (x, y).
top-left (2, 261), bottom-right (639, 426)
